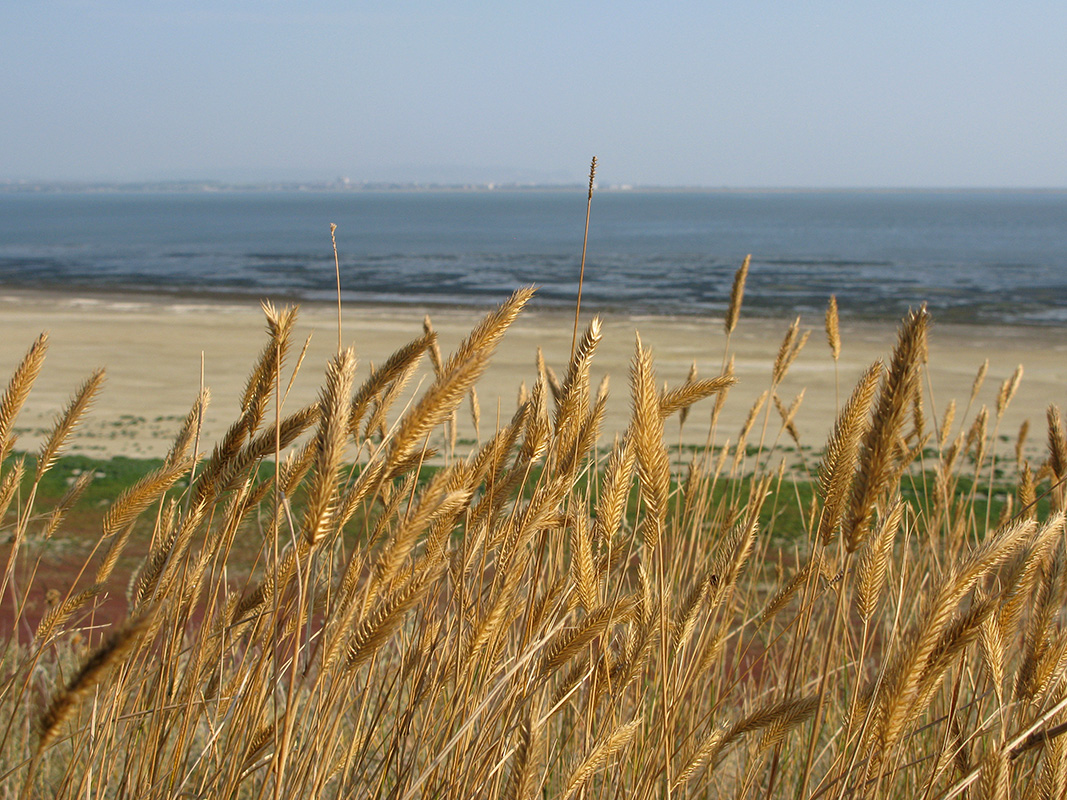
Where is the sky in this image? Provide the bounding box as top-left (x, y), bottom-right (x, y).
top-left (2, 1), bottom-right (1065, 188)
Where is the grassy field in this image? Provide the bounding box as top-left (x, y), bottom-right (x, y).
top-left (1, 282), bottom-right (1065, 799)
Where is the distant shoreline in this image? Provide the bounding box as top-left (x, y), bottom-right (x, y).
top-left (3, 181), bottom-right (1066, 195)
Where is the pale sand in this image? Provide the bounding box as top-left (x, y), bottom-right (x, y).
top-left (1, 289), bottom-right (1064, 463)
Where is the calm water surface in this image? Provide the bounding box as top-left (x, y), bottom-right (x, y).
top-left (1, 190), bottom-right (1065, 326)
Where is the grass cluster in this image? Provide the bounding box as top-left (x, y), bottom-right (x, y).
top-left (1, 279), bottom-right (1066, 799)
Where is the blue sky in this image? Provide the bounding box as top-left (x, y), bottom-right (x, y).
top-left (2, 1), bottom-right (1065, 187)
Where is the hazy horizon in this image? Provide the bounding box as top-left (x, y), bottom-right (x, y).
top-left (3, 2), bottom-right (1065, 189)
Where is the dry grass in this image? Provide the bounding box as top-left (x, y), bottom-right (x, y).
top-left (1, 279), bottom-right (1066, 800)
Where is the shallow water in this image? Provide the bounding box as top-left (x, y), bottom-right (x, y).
top-left (1, 189), bottom-right (1065, 325)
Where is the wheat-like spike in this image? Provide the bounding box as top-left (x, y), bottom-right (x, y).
top-left (39, 471), bottom-right (94, 541)
top-left (192, 400), bottom-right (298, 507)
top-left (1015, 418), bottom-right (1030, 466)
top-left (349, 330), bottom-right (434, 435)
top-left (448, 286), bottom-right (536, 376)
top-left (772, 316), bottom-right (801, 385)
top-left (192, 309), bottom-right (296, 502)
top-left (996, 365), bottom-right (1024, 419)
top-left (165, 388), bottom-right (210, 470)
top-left (844, 307), bottom-right (928, 552)
top-left (672, 571), bottom-right (712, 654)
top-left (733, 390), bottom-right (770, 470)
top-left (757, 695), bottom-right (823, 752)
top-left (1016, 463), bottom-right (1038, 521)
top-left (243, 719), bottom-right (278, 770)
top-left (826, 294), bottom-right (841, 361)
top-left (976, 743), bottom-right (1010, 800)
top-left (240, 302), bottom-right (296, 439)
top-left (873, 518), bottom-right (1035, 753)
top-left (630, 335), bottom-right (669, 549)
top-left (968, 358), bottom-right (989, 405)
top-left (100, 457), bottom-right (193, 543)
top-left (361, 353), bottom-right (419, 442)
top-left (0, 456), bottom-right (25, 524)
top-left (468, 386), bottom-right (481, 443)
top-left (1029, 631), bottom-right (1067, 708)
top-left (672, 727), bottom-right (727, 791)
top-left (1037, 733), bottom-right (1067, 800)
top-left (376, 479), bottom-right (471, 592)
top-left (541, 600), bottom-right (632, 678)
top-left (302, 349), bottom-right (355, 547)
top-left (678, 360), bottom-right (699, 427)
top-left (939, 399), bottom-right (957, 450)
top-left (722, 695), bottom-right (820, 755)
top-left (561, 717), bottom-right (640, 800)
top-left (423, 315), bottom-right (444, 377)
top-left (966, 405), bottom-right (990, 465)
top-left (594, 436), bottom-right (636, 544)
top-left (773, 389), bottom-right (805, 446)
top-left (0, 331), bottom-right (48, 463)
top-left (555, 315), bottom-right (602, 435)
top-left (759, 560), bottom-right (815, 626)
top-left (35, 368), bottom-right (104, 482)
top-left (33, 584), bottom-right (104, 644)
top-left (710, 514), bottom-right (760, 607)
top-left (570, 513), bottom-right (598, 611)
top-left (345, 566), bottom-right (439, 671)
top-left (660, 374), bottom-right (736, 420)
top-left (556, 391), bottom-right (607, 480)
top-left (855, 497), bottom-right (905, 622)
top-left (518, 374), bottom-right (551, 465)
top-left (1047, 406), bottom-right (1066, 501)
top-left (388, 288), bottom-right (533, 471)
top-left (725, 255), bottom-right (750, 336)
top-left (469, 400), bottom-right (528, 487)
top-left (503, 715), bottom-right (541, 800)
top-left (977, 596), bottom-right (1006, 703)
top-left (1014, 548), bottom-right (1065, 703)
top-left (461, 565), bottom-right (523, 673)
top-left (95, 458), bottom-right (193, 585)
top-left (816, 362), bottom-right (881, 545)
top-left (37, 611), bottom-right (153, 754)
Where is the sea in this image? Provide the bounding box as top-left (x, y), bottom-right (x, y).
top-left (1, 189), bottom-right (1065, 327)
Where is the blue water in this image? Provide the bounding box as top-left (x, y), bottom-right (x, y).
top-left (1, 190), bottom-right (1065, 326)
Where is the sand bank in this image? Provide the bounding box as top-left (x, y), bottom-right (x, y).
top-left (1, 289), bottom-right (1064, 463)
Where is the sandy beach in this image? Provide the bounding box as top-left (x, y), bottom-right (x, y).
top-left (1, 288), bottom-right (1064, 463)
